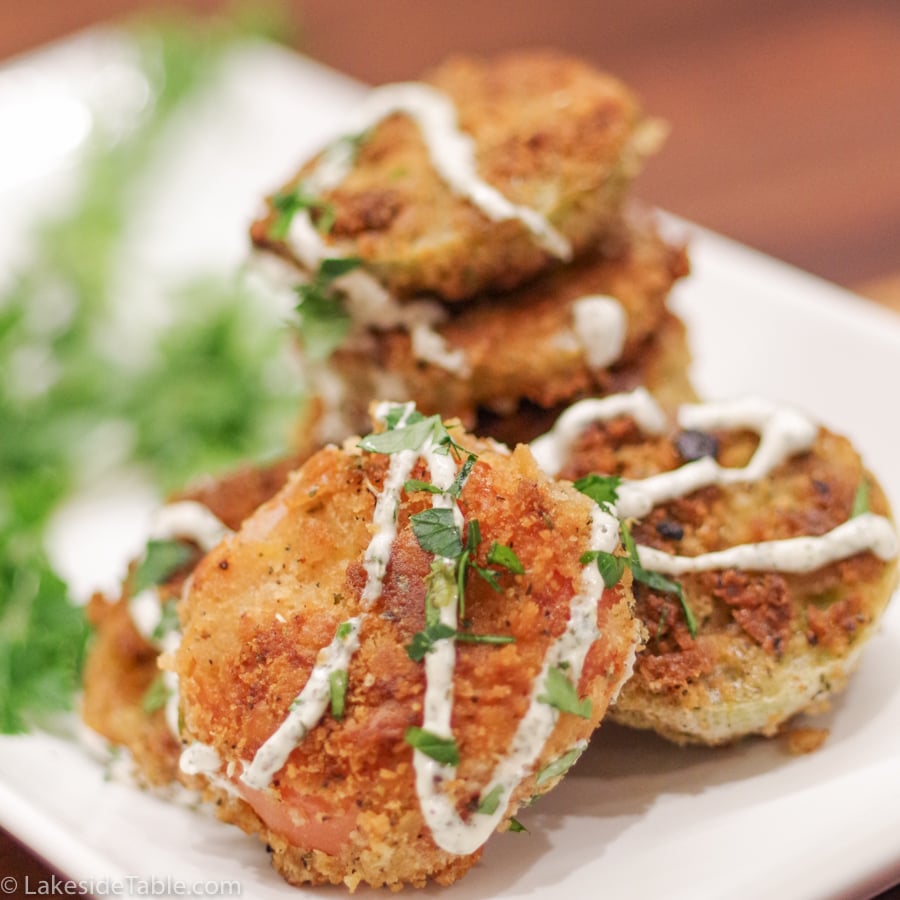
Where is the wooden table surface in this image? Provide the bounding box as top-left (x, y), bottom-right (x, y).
top-left (1, 1), bottom-right (899, 897)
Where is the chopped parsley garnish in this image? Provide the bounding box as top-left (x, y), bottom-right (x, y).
top-left (336, 621), bottom-right (354, 640)
top-left (404, 727), bottom-right (459, 766)
top-left (575, 472), bottom-right (697, 636)
top-left (580, 549), bottom-right (627, 589)
top-left (294, 257), bottom-right (362, 360)
top-left (411, 508), bottom-right (464, 559)
top-left (358, 412), bottom-right (442, 455)
top-left (537, 665), bottom-right (592, 719)
top-left (476, 785), bottom-right (504, 815)
top-left (268, 184), bottom-right (335, 241)
top-left (141, 674), bottom-right (170, 714)
top-left (150, 600), bottom-right (181, 643)
top-left (487, 541), bottom-right (525, 575)
top-left (507, 817), bottom-right (527, 833)
top-left (620, 521), bottom-right (697, 637)
top-left (535, 745), bottom-right (585, 787)
top-left (851, 480), bottom-right (870, 518)
top-left (329, 669), bottom-right (348, 720)
top-left (406, 622), bottom-right (457, 662)
top-left (573, 473), bottom-right (622, 513)
top-left (404, 479), bottom-right (444, 495)
top-left (130, 539), bottom-right (195, 595)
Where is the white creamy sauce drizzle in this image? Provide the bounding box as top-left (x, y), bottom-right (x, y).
top-left (531, 391), bottom-right (899, 575)
top-left (571, 295), bottom-right (627, 370)
top-left (240, 617), bottom-right (362, 790)
top-left (281, 80), bottom-right (581, 376)
top-left (413, 503), bottom-right (617, 855)
top-left (129, 502), bottom-right (233, 646)
top-left (322, 83), bottom-right (572, 259)
top-left (287, 214), bottom-right (469, 376)
top-left (235, 401), bottom-right (612, 855)
top-left (530, 387), bottom-right (668, 477)
top-left (126, 502), bottom-right (232, 741)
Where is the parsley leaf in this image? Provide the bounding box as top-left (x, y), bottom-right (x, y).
top-left (294, 258), bottom-right (361, 361)
top-left (580, 550), bottom-right (626, 588)
top-left (406, 622), bottom-right (457, 662)
top-left (411, 508), bottom-right (463, 559)
top-left (477, 785), bottom-right (504, 815)
top-left (404, 479), bottom-right (443, 495)
top-left (141, 674), bottom-right (170, 714)
top-left (573, 473), bottom-right (622, 512)
top-left (537, 665), bottom-right (592, 719)
top-left (620, 521), bottom-right (697, 637)
top-left (268, 184), bottom-right (335, 241)
top-left (535, 745), bottom-right (585, 787)
top-left (358, 414), bottom-right (442, 455)
top-left (404, 727), bottom-right (459, 766)
top-left (851, 480), bottom-right (870, 518)
top-left (130, 539), bottom-right (195, 595)
top-left (486, 541), bottom-right (525, 575)
top-left (150, 600), bottom-right (180, 642)
top-left (507, 817), bottom-right (527, 833)
top-left (329, 669), bottom-right (348, 720)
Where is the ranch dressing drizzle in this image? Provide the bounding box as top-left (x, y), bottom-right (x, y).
top-left (288, 214), bottom-right (470, 376)
top-left (310, 82), bottom-right (572, 259)
top-left (530, 387), bottom-right (669, 477)
top-left (282, 80), bottom-right (580, 374)
top-left (240, 617), bottom-right (362, 790)
top-left (639, 513), bottom-right (898, 575)
top-left (236, 402), bottom-right (614, 856)
top-left (412, 503), bottom-right (617, 855)
top-left (126, 502), bottom-right (233, 742)
top-left (571, 296), bottom-right (627, 370)
top-left (241, 402), bottom-right (420, 788)
top-left (531, 392), bottom-right (898, 575)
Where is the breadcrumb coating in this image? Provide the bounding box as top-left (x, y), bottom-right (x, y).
top-left (251, 50), bottom-right (663, 301)
top-left (556, 412), bottom-right (898, 745)
top-left (172, 426), bottom-right (639, 889)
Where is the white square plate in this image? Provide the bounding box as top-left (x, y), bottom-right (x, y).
top-left (1, 31), bottom-right (899, 900)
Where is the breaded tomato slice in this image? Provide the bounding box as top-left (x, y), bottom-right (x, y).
top-left (251, 50), bottom-right (663, 302)
top-left (82, 455), bottom-right (305, 786)
top-left (533, 390), bottom-right (899, 745)
top-left (315, 220), bottom-right (693, 443)
top-left (172, 407), bottom-right (639, 890)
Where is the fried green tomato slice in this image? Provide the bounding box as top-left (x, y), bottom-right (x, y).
top-left (538, 392), bottom-right (899, 746)
top-left (251, 50), bottom-right (664, 301)
top-left (308, 220), bottom-right (694, 444)
top-left (172, 414), bottom-right (639, 890)
top-left (82, 454), bottom-right (305, 786)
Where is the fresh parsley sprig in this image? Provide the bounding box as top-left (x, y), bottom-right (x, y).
top-left (537, 665), bottom-right (592, 719)
top-left (851, 479), bottom-right (870, 518)
top-left (268, 184), bottom-right (335, 241)
top-left (574, 473), bottom-right (698, 637)
top-left (404, 726), bottom-right (459, 766)
top-left (620, 521), bottom-right (698, 637)
top-left (130, 539), bottom-right (195, 595)
top-left (293, 257), bottom-right (361, 360)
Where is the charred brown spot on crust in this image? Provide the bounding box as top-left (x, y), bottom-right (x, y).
top-left (330, 188), bottom-right (403, 238)
top-left (707, 570), bottom-right (792, 657)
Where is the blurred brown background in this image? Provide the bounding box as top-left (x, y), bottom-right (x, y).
top-left (1, 0), bottom-right (899, 298)
top-left (1, 1), bottom-right (900, 897)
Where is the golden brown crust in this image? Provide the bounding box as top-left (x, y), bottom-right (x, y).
top-left (81, 454), bottom-right (308, 786)
top-left (321, 223), bottom-right (693, 441)
top-left (252, 50), bottom-right (661, 301)
top-left (557, 414), bottom-right (898, 745)
top-left (174, 430), bottom-right (638, 890)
